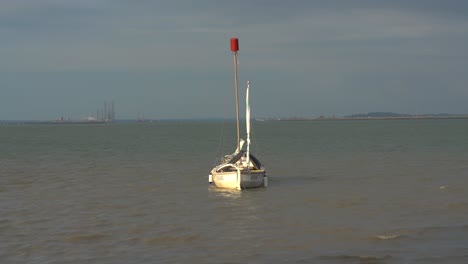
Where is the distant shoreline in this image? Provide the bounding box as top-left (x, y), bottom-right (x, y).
top-left (257, 111), bottom-right (468, 122)
top-left (1, 115), bottom-right (468, 125)
top-left (257, 115), bottom-right (468, 122)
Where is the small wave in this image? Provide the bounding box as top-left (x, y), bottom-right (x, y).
top-left (127, 210), bottom-right (147, 217)
top-left (336, 198), bottom-right (367, 208)
top-left (415, 255), bottom-right (468, 263)
top-left (7, 180), bottom-right (35, 190)
top-left (144, 234), bottom-right (201, 246)
top-left (448, 202), bottom-right (468, 210)
top-left (270, 175), bottom-right (324, 187)
top-left (93, 203), bottom-right (129, 210)
top-left (385, 224), bottom-right (468, 239)
top-left (416, 224), bottom-right (468, 236)
top-left (372, 234), bottom-right (403, 240)
top-left (65, 234), bottom-right (106, 242)
top-left (0, 219), bottom-right (11, 225)
top-left (319, 254), bottom-right (392, 263)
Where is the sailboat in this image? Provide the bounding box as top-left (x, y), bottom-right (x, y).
top-left (209, 38), bottom-right (267, 190)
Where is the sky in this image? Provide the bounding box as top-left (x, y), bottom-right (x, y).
top-left (1, 0), bottom-right (468, 120)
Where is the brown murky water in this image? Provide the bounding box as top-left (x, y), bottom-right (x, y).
top-left (1, 120), bottom-right (468, 263)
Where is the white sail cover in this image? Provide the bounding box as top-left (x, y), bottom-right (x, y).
top-left (246, 81), bottom-right (251, 165)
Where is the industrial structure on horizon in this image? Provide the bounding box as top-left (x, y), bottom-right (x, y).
top-left (97, 100), bottom-right (116, 122)
top-left (54, 100), bottom-right (116, 124)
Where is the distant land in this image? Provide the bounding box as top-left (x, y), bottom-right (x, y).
top-left (256, 112), bottom-right (468, 121)
top-left (1, 112), bottom-right (468, 125)
top-left (345, 112), bottom-right (462, 118)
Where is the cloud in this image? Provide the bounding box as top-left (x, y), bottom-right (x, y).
top-left (2, 1), bottom-right (467, 72)
top-left (1, 1), bottom-right (468, 118)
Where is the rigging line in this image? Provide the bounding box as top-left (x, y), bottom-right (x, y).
top-left (251, 121), bottom-right (263, 157)
top-left (214, 95), bottom-right (231, 165)
top-left (214, 117), bottom-right (227, 165)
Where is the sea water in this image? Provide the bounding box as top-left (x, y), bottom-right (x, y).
top-left (1, 120), bottom-right (467, 263)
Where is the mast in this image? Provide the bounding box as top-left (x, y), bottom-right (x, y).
top-left (246, 80), bottom-right (251, 165)
top-left (231, 38), bottom-right (241, 152)
top-left (104, 101), bottom-right (107, 121)
top-left (111, 100), bottom-right (115, 121)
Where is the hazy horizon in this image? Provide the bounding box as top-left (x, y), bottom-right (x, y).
top-left (2, 1), bottom-right (468, 120)
top-left (2, 111), bottom-right (468, 122)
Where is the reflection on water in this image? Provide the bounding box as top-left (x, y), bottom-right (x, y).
top-left (208, 186), bottom-right (243, 199)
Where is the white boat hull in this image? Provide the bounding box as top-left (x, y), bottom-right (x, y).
top-left (210, 169), bottom-right (266, 190)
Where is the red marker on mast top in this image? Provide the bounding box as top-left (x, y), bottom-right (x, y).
top-left (230, 38), bottom-right (239, 52)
